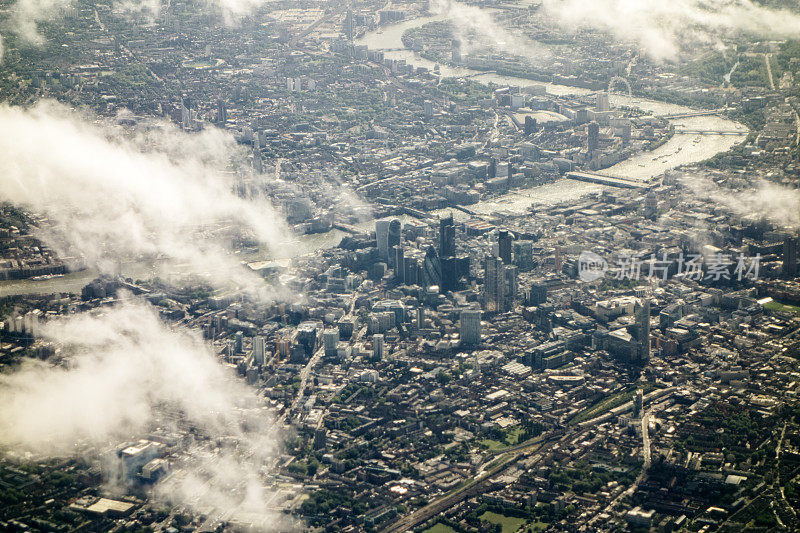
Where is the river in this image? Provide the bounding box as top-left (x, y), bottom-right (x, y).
top-left (355, 13), bottom-right (748, 216)
top-left (0, 16), bottom-right (746, 297)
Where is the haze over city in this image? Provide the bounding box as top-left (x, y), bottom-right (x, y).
top-left (0, 0), bottom-right (799, 532)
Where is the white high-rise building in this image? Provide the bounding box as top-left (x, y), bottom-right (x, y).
top-left (376, 219), bottom-right (391, 261)
top-left (253, 335), bottom-right (265, 366)
top-left (323, 329), bottom-right (340, 357)
top-left (596, 92), bottom-right (610, 113)
top-left (373, 333), bottom-right (384, 361)
top-left (460, 309), bottom-right (482, 345)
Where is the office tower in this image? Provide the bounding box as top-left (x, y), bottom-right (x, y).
top-left (180, 100), bottom-right (191, 130)
top-left (635, 298), bottom-right (651, 362)
top-left (371, 262), bottom-right (387, 281)
top-left (276, 338), bottom-right (290, 360)
top-left (376, 219), bottom-right (391, 261)
top-left (424, 100), bottom-right (434, 118)
top-left (314, 428), bottom-right (327, 450)
top-left (587, 121), bottom-right (599, 153)
top-left (514, 240), bottom-right (534, 271)
top-left (439, 215), bottom-right (456, 258)
top-left (337, 317), bottom-right (355, 340)
top-left (483, 256), bottom-right (504, 314)
top-left (373, 333), bottom-right (384, 361)
top-left (253, 335), bottom-right (265, 366)
top-left (498, 229), bottom-right (513, 265)
top-left (216, 98), bottom-right (227, 124)
top-left (633, 389), bottom-right (643, 419)
top-left (417, 307), bottom-right (424, 330)
top-left (405, 258), bottom-right (418, 286)
top-left (451, 39), bottom-right (462, 62)
top-left (393, 245), bottom-right (405, 283)
top-left (235, 331), bottom-right (243, 353)
top-left (526, 282), bottom-right (548, 305)
top-left (441, 256), bottom-right (458, 292)
top-left (422, 245), bottom-right (442, 287)
top-left (343, 10), bottom-right (354, 40)
top-left (644, 192), bottom-right (658, 219)
top-left (456, 255), bottom-right (471, 279)
top-left (296, 322), bottom-right (318, 358)
top-left (524, 116), bottom-right (537, 135)
top-left (784, 237), bottom-right (798, 278)
top-left (621, 120), bottom-right (632, 145)
top-left (439, 215), bottom-right (458, 291)
top-left (253, 144), bottom-right (263, 173)
top-left (596, 92), bottom-right (610, 113)
top-left (488, 158), bottom-right (497, 179)
top-left (376, 219), bottom-right (401, 262)
top-left (460, 309), bottom-right (482, 345)
top-left (387, 219), bottom-right (401, 264)
top-left (504, 264), bottom-right (518, 311)
top-left (323, 329), bottom-right (339, 358)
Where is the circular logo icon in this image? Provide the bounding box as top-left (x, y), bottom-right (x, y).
top-left (578, 250), bottom-right (608, 282)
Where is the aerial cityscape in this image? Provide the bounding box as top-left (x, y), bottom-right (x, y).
top-left (0, 0), bottom-right (799, 531)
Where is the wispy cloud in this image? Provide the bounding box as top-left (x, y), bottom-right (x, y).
top-left (8, 0), bottom-right (267, 44)
top-left (0, 299), bottom-right (287, 526)
top-left (0, 100), bottom-right (292, 294)
top-left (542, 0), bottom-right (800, 61)
top-left (683, 174), bottom-right (800, 230)
top-left (430, 0), bottom-right (549, 61)
top-left (0, 300), bottom-right (267, 451)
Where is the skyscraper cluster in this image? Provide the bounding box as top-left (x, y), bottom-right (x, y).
top-left (482, 229), bottom-right (519, 314)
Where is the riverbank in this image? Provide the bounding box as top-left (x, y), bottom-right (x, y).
top-left (0, 16), bottom-right (748, 298)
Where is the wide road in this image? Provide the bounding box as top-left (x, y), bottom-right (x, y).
top-left (765, 53), bottom-right (776, 91)
top-left (288, 294), bottom-right (361, 427)
top-left (586, 410), bottom-right (651, 527)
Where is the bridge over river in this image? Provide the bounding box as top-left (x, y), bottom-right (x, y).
top-left (673, 129), bottom-right (745, 136)
top-left (564, 171), bottom-right (650, 189)
top-left (661, 109), bottom-right (727, 119)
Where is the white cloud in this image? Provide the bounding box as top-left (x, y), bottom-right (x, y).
top-left (683, 174), bottom-right (800, 230)
top-left (0, 299), bottom-right (287, 526)
top-left (542, 0), bottom-right (800, 61)
top-left (8, 0), bottom-right (73, 45)
top-left (8, 0), bottom-right (267, 44)
top-left (430, 0), bottom-right (549, 61)
top-left (0, 300), bottom-right (268, 451)
top-left (0, 100), bottom-right (292, 294)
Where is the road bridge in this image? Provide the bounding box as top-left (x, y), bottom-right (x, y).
top-left (565, 171), bottom-right (650, 189)
top-left (673, 129), bottom-right (745, 136)
top-left (661, 110), bottom-right (725, 119)
top-left (451, 204), bottom-right (476, 216)
top-left (332, 222), bottom-right (365, 235)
